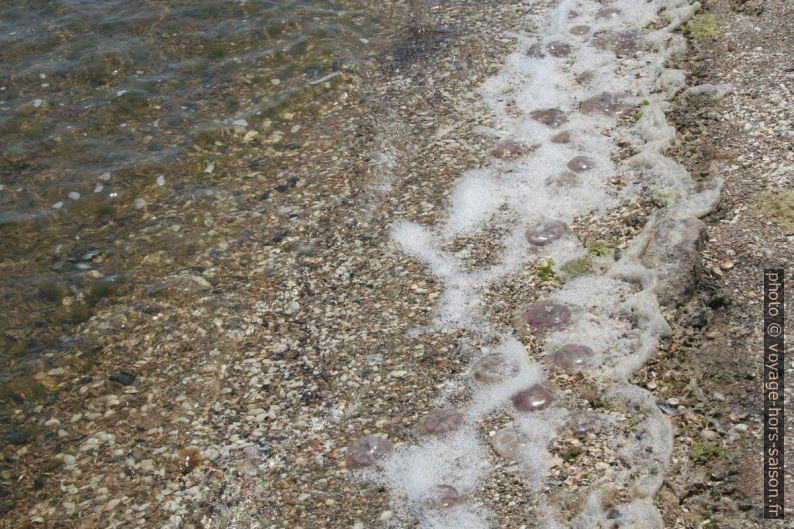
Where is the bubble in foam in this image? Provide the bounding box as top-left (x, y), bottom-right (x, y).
top-left (551, 344), bottom-right (594, 371)
top-left (570, 25), bottom-right (590, 36)
top-left (566, 156), bottom-right (596, 173)
top-left (424, 485), bottom-right (460, 509)
top-left (511, 384), bottom-right (555, 413)
top-left (594, 31), bottom-right (647, 56)
top-left (489, 140), bottom-right (529, 160)
top-left (419, 409), bottom-right (464, 436)
top-left (595, 7), bottom-right (622, 19)
top-left (346, 436), bottom-right (393, 468)
top-left (579, 92), bottom-right (631, 117)
top-left (561, 412), bottom-right (602, 438)
top-left (471, 353), bottom-right (507, 385)
top-left (546, 41), bottom-right (573, 58)
top-left (546, 171), bottom-right (579, 188)
top-left (491, 425), bottom-right (527, 460)
top-left (529, 108), bottom-right (567, 128)
top-left (515, 302), bottom-right (572, 333)
top-left (525, 220), bottom-right (569, 246)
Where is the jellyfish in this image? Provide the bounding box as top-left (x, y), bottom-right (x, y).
top-left (529, 108), bottom-right (568, 128)
top-left (491, 425), bottom-right (527, 460)
top-left (512, 384), bottom-right (555, 412)
top-left (547, 41), bottom-right (573, 58)
top-left (515, 302), bottom-right (572, 334)
top-left (579, 92), bottom-right (631, 117)
top-left (424, 485), bottom-right (460, 509)
top-left (346, 435), bottom-right (393, 468)
top-left (595, 7), bottom-right (622, 19)
top-left (551, 131), bottom-right (570, 144)
top-left (561, 412), bottom-right (602, 438)
top-left (566, 156), bottom-right (596, 173)
top-left (545, 171), bottom-right (579, 188)
top-left (525, 220), bottom-right (569, 246)
top-left (594, 31), bottom-right (647, 56)
top-left (418, 409), bottom-right (464, 436)
top-left (471, 353), bottom-right (508, 385)
top-left (551, 344), bottom-right (594, 371)
top-left (570, 25), bottom-right (590, 36)
top-left (489, 140), bottom-right (530, 160)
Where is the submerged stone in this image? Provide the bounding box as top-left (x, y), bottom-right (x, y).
top-left (491, 425), bottom-right (526, 460)
top-left (580, 92), bottom-right (631, 117)
top-left (471, 353), bottom-right (508, 385)
top-left (424, 485), bottom-right (460, 509)
top-left (530, 108), bottom-right (567, 128)
top-left (547, 41), bottom-right (573, 58)
top-left (567, 156), bottom-right (596, 173)
top-left (346, 436), bottom-right (393, 468)
top-left (418, 409), bottom-right (464, 435)
top-left (489, 140), bottom-right (530, 160)
top-left (512, 384), bottom-right (555, 412)
top-left (515, 302), bottom-right (572, 333)
top-left (551, 344), bottom-right (594, 371)
top-left (525, 220), bottom-right (569, 246)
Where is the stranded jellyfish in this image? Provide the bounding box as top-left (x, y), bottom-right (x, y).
top-left (512, 383), bottom-right (555, 412)
top-left (424, 485), bottom-right (460, 509)
top-left (546, 171), bottom-right (579, 188)
top-left (580, 92), bottom-right (631, 117)
top-left (551, 344), bottom-right (594, 371)
top-left (570, 25), bottom-right (590, 36)
top-left (527, 43), bottom-right (545, 58)
top-left (551, 131), bottom-right (570, 144)
top-left (472, 353), bottom-right (508, 385)
top-left (490, 140), bottom-right (530, 160)
top-left (514, 302), bottom-right (572, 335)
top-left (525, 220), bottom-right (569, 246)
top-left (418, 408), bottom-right (464, 436)
top-left (561, 412), bottom-right (602, 438)
top-left (596, 7), bottom-right (622, 19)
top-left (346, 435), bottom-right (393, 468)
top-left (530, 108), bottom-right (567, 128)
top-left (567, 156), bottom-right (596, 173)
top-left (547, 41), bottom-right (573, 58)
top-left (595, 31), bottom-right (646, 56)
top-left (491, 425), bottom-right (527, 460)
top-left (576, 71), bottom-right (594, 85)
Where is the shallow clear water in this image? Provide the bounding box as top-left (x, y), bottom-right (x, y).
top-left (0, 0), bottom-right (391, 369)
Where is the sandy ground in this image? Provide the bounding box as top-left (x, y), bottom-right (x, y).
top-left (0, 0), bottom-right (791, 528)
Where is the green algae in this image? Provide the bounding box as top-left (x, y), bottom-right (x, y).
top-left (687, 14), bottom-right (720, 40)
top-left (752, 190), bottom-right (794, 233)
top-left (561, 256), bottom-right (594, 279)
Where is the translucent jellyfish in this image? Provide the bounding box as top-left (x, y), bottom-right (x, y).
top-left (491, 425), bottom-right (527, 460)
top-left (567, 156), bottom-right (596, 173)
top-left (490, 140), bottom-right (529, 160)
top-left (471, 353), bottom-right (508, 384)
top-left (175, 446), bottom-right (205, 474)
top-left (551, 131), bottom-right (570, 144)
top-left (576, 71), bottom-right (594, 85)
top-left (526, 43), bottom-right (545, 58)
top-left (515, 302), bottom-right (572, 333)
top-left (511, 384), bottom-right (555, 412)
top-left (595, 7), bottom-right (622, 19)
top-left (579, 92), bottom-right (631, 117)
top-left (561, 412), bottom-right (602, 438)
top-left (525, 220), bottom-right (569, 246)
top-left (529, 108), bottom-right (567, 128)
top-left (594, 31), bottom-right (647, 56)
top-left (546, 41), bottom-right (573, 58)
top-left (424, 485), bottom-right (460, 509)
top-left (346, 436), bottom-right (393, 468)
top-left (570, 25), bottom-right (590, 36)
top-left (568, 10), bottom-right (579, 18)
top-left (551, 344), bottom-right (594, 371)
top-left (418, 409), bottom-right (464, 436)
top-left (546, 171), bottom-right (579, 188)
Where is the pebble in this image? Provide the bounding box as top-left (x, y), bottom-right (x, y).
top-left (109, 371), bottom-right (136, 386)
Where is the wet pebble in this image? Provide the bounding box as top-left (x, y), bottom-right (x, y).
top-left (3, 430), bottom-right (31, 446)
top-left (567, 156), bottom-right (596, 173)
top-left (109, 371), bottom-right (136, 385)
top-left (511, 384), bottom-right (555, 412)
top-left (346, 436), bottom-right (393, 468)
top-left (551, 344), bottom-right (594, 371)
top-left (525, 220), bottom-right (569, 246)
top-left (529, 108), bottom-right (567, 128)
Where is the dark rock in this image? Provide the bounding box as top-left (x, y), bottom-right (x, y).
top-left (691, 311), bottom-right (708, 329)
top-left (109, 371), bottom-right (136, 386)
top-left (3, 430), bottom-right (30, 445)
top-left (270, 231), bottom-right (288, 243)
top-left (607, 509), bottom-right (621, 520)
top-left (0, 500), bottom-right (15, 515)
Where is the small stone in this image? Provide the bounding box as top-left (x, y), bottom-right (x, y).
top-left (511, 384), bottom-right (555, 412)
top-left (701, 430), bottom-right (718, 442)
top-left (3, 431), bottom-right (30, 446)
top-left (109, 371), bottom-right (136, 386)
top-left (719, 258), bottom-right (734, 270)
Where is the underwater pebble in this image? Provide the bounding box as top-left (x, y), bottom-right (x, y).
top-left (346, 436), bottom-right (393, 468)
top-left (109, 371), bottom-right (136, 386)
top-left (94, 184), bottom-right (103, 193)
top-left (551, 344), bottom-right (594, 371)
top-left (418, 409), bottom-right (463, 436)
top-left (98, 172), bottom-right (111, 182)
top-left (52, 202), bottom-right (63, 209)
top-left (529, 108), bottom-right (567, 128)
top-left (68, 192), bottom-right (80, 200)
top-left (511, 384), bottom-right (555, 412)
top-left (471, 353), bottom-right (507, 384)
top-left (525, 220), bottom-right (569, 246)
top-left (567, 156), bottom-right (596, 172)
top-left (156, 175), bottom-right (166, 186)
top-left (134, 198), bottom-right (146, 209)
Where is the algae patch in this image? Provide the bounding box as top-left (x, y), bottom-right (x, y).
top-left (687, 14), bottom-right (719, 40)
top-left (751, 190), bottom-right (794, 234)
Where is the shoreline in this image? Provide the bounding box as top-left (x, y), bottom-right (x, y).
top-left (1, 1), bottom-right (791, 528)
